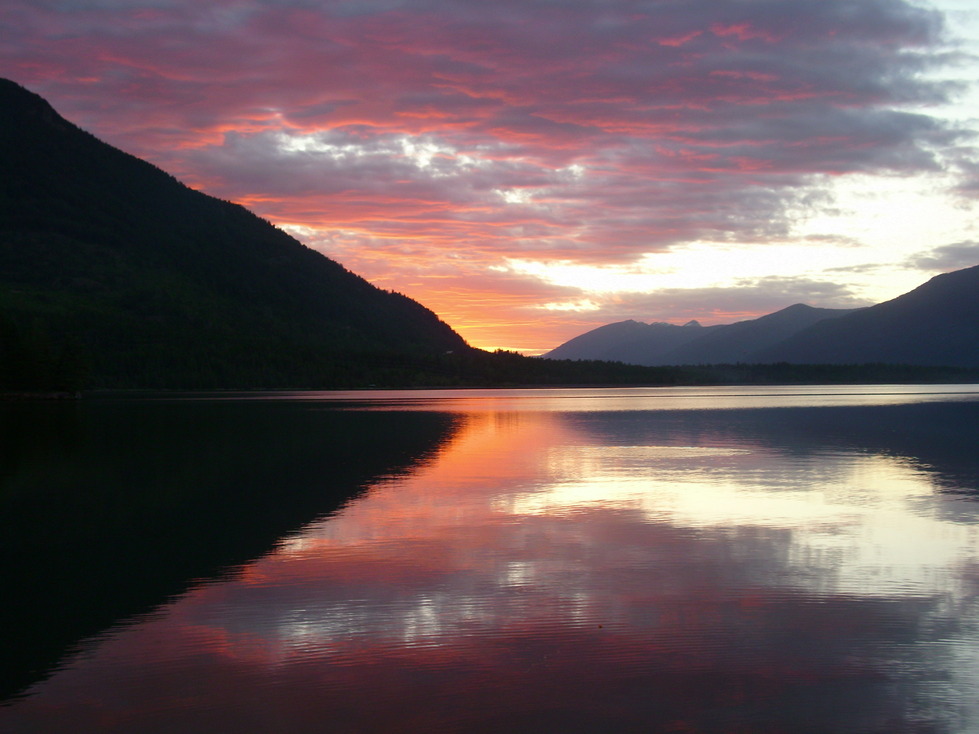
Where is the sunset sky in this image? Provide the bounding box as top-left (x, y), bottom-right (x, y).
top-left (4, 0), bottom-right (978, 353)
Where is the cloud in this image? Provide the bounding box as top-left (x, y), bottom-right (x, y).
top-left (951, 154), bottom-right (979, 194)
top-left (2, 0), bottom-right (974, 349)
top-left (907, 241), bottom-right (979, 271)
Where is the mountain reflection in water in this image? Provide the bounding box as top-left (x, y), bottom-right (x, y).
top-left (2, 387), bottom-right (978, 733)
top-left (0, 398), bottom-right (463, 700)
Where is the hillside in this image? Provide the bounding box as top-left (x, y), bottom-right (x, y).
top-left (544, 319), bottom-right (718, 363)
top-left (661, 304), bottom-right (861, 365)
top-left (758, 265), bottom-right (979, 367)
top-left (546, 268), bottom-right (979, 369)
top-left (0, 78), bottom-right (468, 388)
top-left (546, 303), bottom-right (857, 366)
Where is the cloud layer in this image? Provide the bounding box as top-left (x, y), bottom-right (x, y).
top-left (4, 0), bottom-right (976, 350)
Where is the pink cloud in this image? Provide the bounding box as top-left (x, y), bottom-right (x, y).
top-left (0, 0), bottom-right (971, 351)
top-left (658, 30), bottom-right (703, 48)
top-left (711, 21), bottom-right (782, 43)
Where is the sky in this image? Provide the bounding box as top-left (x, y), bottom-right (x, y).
top-left (3, 0), bottom-right (979, 353)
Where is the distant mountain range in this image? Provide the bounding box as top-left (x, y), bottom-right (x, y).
top-left (0, 78), bottom-right (468, 388)
top-left (546, 265), bottom-right (979, 367)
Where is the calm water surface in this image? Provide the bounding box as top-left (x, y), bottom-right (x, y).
top-left (2, 385), bottom-right (979, 733)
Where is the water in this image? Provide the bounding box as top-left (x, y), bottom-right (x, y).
top-left (2, 386), bottom-right (978, 733)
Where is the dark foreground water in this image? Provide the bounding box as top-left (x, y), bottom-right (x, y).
top-left (2, 386), bottom-right (978, 733)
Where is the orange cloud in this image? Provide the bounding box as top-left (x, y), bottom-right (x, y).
top-left (0, 0), bottom-right (966, 353)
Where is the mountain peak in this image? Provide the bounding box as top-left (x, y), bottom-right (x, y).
top-left (0, 79), bottom-right (72, 132)
top-left (0, 77), bottom-right (469, 388)
top-left (755, 265), bottom-right (979, 367)
top-left (0, 77), bottom-right (41, 105)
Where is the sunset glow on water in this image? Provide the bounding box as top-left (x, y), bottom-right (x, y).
top-left (2, 387), bottom-right (978, 732)
top-left (4, 1), bottom-right (978, 353)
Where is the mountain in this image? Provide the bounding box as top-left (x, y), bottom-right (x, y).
top-left (757, 265), bottom-right (979, 367)
top-left (0, 78), bottom-right (468, 389)
top-left (660, 303), bottom-right (861, 365)
top-left (545, 303), bottom-right (857, 365)
top-left (544, 319), bottom-right (718, 363)
top-left (546, 266), bottom-right (979, 368)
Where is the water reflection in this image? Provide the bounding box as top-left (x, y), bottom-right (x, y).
top-left (310, 383), bottom-right (979, 412)
top-left (2, 388), bottom-right (978, 733)
top-left (0, 398), bottom-right (462, 700)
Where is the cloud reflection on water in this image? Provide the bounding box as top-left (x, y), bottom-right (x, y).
top-left (3, 390), bottom-right (979, 733)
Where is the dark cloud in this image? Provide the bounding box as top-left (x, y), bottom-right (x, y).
top-left (952, 155), bottom-right (979, 194)
top-left (907, 241), bottom-right (979, 271)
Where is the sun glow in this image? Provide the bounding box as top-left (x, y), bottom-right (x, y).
top-left (503, 243), bottom-right (851, 295)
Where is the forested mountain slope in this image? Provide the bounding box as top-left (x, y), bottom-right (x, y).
top-left (758, 265), bottom-right (979, 367)
top-left (0, 78), bottom-right (467, 388)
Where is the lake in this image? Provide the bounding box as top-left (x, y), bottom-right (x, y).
top-left (2, 386), bottom-right (978, 733)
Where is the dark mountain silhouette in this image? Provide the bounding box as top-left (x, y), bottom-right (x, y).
top-left (0, 78), bottom-right (467, 388)
top-left (546, 303), bottom-right (858, 365)
top-left (757, 265), bottom-right (979, 367)
top-left (545, 318), bottom-right (719, 363)
top-left (546, 266), bottom-right (979, 368)
top-left (662, 303), bottom-right (862, 365)
top-left (0, 398), bottom-right (462, 700)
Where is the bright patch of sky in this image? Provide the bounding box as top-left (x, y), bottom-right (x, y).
top-left (505, 0), bottom-right (979, 327)
top-left (507, 241), bottom-right (866, 300)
